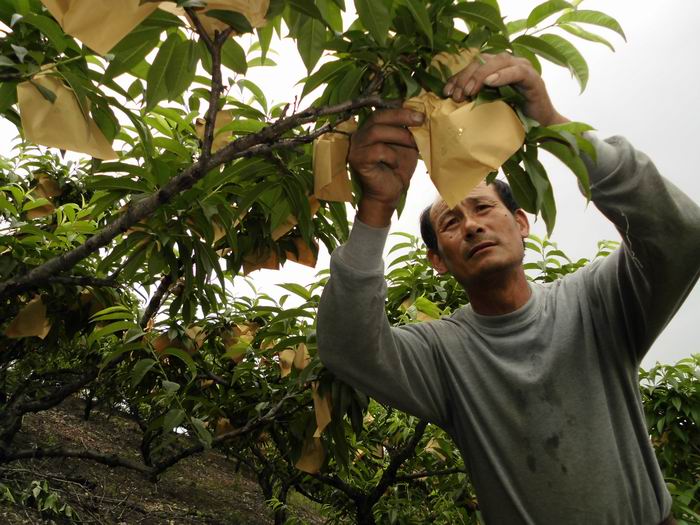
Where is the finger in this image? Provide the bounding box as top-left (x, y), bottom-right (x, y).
top-left (354, 124), bottom-right (417, 150)
top-left (469, 56), bottom-right (534, 96)
top-left (482, 62), bottom-right (539, 92)
top-left (368, 108), bottom-right (424, 127)
top-left (444, 59), bottom-right (482, 102)
top-left (361, 143), bottom-right (400, 170)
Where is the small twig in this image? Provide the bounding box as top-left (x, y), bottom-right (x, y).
top-left (395, 466), bottom-right (468, 482)
top-left (139, 274), bottom-right (173, 329)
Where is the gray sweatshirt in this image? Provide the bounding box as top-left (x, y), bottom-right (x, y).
top-left (317, 135), bottom-right (700, 524)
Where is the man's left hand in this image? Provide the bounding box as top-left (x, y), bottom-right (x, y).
top-left (443, 52), bottom-right (569, 127)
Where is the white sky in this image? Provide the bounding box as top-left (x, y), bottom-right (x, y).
top-left (1, 0), bottom-right (698, 367)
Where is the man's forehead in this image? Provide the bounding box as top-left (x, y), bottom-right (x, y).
top-left (429, 183), bottom-right (499, 217)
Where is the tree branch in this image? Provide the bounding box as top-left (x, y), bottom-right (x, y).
top-left (394, 466), bottom-right (468, 482)
top-left (0, 94), bottom-right (395, 299)
top-left (139, 274), bottom-right (173, 329)
top-left (50, 275), bottom-right (120, 287)
top-left (151, 393), bottom-right (294, 477)
top-left (0, 445), bottom-right (150, 473)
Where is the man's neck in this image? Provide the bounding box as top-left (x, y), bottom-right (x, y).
top-left (464, 268), bottom-right (532, 316)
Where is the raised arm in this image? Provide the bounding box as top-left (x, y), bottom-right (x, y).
top-left (318, 108), bottom-right (456, 426)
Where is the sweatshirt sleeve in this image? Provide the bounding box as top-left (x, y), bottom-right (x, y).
top-left (317, 220), bottom-right (452, 427)
top-left (581, 135), bottom-right (700, 364)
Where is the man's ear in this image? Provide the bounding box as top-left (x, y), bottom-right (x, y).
top-left (515, 209), bottom-right (530, 239)
top-left (427, 248), bottom-right (449, 275)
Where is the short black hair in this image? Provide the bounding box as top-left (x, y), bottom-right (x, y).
top-left (420, 179), bottom-right (519, 252)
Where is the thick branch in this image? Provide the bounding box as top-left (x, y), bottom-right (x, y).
top-left (369, 420), bottom-right (428, 504)
top-left (0, 95), bottom-right (393, 299)
top-left (151, 393), bottom-right (294, 477)
top-left (394, 466), bottom-right (468, 482)
top-left (309, 472), bottom-right (364, 501)
top-left (1, 446), bottom-right (150, 473)
top-left (139, 274), bottom-right (173, 328)
top-left (51, 275), bottom-right (119, 287)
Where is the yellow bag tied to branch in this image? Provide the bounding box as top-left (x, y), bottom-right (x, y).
top-left (26, 174), bottom-right (63, 219)
top-left (17, 74), bottom-right (117, 160)
top-left (404, 92), bottom-right (524, 209)
top-left (41, 0), bottom-right (157, 55)
top-left (285, 237), bottom-right (318, 268)
top-left (242, 247), bottom-right (279, 275)
top-left (313, 119), bottom-right (357, 203)
top-left (295, 436), bottom-right (325, 474)
top-left (312, 382), bottom-right (332, 438)
top-left (4, 296), bottom-right (52, 339)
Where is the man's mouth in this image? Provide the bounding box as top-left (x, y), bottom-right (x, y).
top-left (468, 241), bottom-right (496, 258)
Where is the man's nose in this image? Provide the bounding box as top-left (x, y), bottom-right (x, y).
top-left (460, 213), bottom-right (484, 238)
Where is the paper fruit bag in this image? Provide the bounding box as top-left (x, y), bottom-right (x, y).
top-left (17, 74), bottom-right (117, 159)
top-left (41, 0), bottom-right (157, 55)
top-left (313, 119), bottom-right (357, 202)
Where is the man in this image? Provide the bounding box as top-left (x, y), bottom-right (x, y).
top-left (316, 52), bottom-right (700, 524)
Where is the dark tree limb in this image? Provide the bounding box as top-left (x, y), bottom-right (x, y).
top-left (139, 274), bottom-right (173, 328)
top-left (395, 466), bottom-right (468, 482)
top-left (0, 94), bottom-right (395, 299)
top-left (1, 446), bottom-right (150, 473)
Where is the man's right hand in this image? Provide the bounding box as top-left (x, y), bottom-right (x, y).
top-left (348, 109), bottom-right (424, 227)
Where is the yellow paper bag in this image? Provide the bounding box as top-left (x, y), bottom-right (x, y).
top-left (284, 237), bottom-right (318, 268)
top-left (278, 348), bottom-right (295, 377)
top-left (295, 436), bottom-right (325, 474)
top-left (271, 196), bottom-right (321, 241)
top-left (195, 111), bottom-right (233, 152)
top-left (313, 119), bottom-right (357, 202)
top-left (312, 382), bottom-right (332, 438)
top-left (404, 92), bottom-right (524, 208)
top-left (242, 247), bottom-right (279, 275)
top-left (41, 0), bottom-right (157, 55)
top-left (26, 174), bottom-right (62, 219)
top-left (4, 296), bottom-right (52, 339)
top-left (293, 342), bottom-right (311, 370)
top-left (17, 74), bottom-right (117, 160)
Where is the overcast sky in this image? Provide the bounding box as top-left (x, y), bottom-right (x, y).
top-left (1, 0), bottom-right (697, 368)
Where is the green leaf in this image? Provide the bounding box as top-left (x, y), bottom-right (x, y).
top-left (164, 38), bottom-right (198, 101)
top-left (354, 0), bottom-right (392, 46)
top-left (316, 0), bottom-right (343, 33)
top-left (512, 34), bottom-right (568, 68)
top-left (145, 33), bottom-right (182, 110)
top-left (289, 0), bottom-right (328, 25)
top-left (277, 282), bottom-right (312, 301)
top-left (105, 24), bottom-right (161, 79)
top-left (539, 141), bottom-right (590, 199)
top-left (450, 2), bottom-right (506, 32)
top-left (539, 33), bottom-right (588, 92)
top-left (221, 38), bottom-right (247, 74)
top-left (506, 18), bottom-right (527, 35)
top-left (20, 13), bottom-right (69, 53)
top-left (559, 23), bottom-right (615, 52)
top-left (300, 59), bottom-right (350, 99)
top-left (556, 10), bottom-right (626, 41)
top-left (296, 16), bottom-right (327, 73)
top-left (131, 358), bottom-right (157, 387)
top-left (28, 79), bottom-right (56, 103)
top-left (256, 24), bottom-right (273, 60)
top-left (205, 10), bottom-right (253, 34)
top-left (403, 0), bottom-right (433, 46)
top-left (163, 408), bottom-right (186, 433)
top-left (526, 0), bottom-right (572, 28)
top-left (190, 417), bottom-right (212, 447)
top-left (88, 320), bottom-right (140, 347)
top-left (414, 296), bottom-right (441, 318)
top-left (523, 150), bottom-right (556, 236)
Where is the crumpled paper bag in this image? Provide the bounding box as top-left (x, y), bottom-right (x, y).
top-left (313, 119), bottom-right (357, 202)
top-left (242, 247), bottom-right (279, 275)
top-left (295, 436), bottom-right (325, 474)
top-left (159, 0), bottom-right (268, 38)
top-left (41, 0), bottom-right (157, 55)
top-left (4, 295), bottom-right (52, 339)
top-left (404, 92), bottom-right (524, 208)
top-left (312, 382), bottom-right (332, 438)
top-left (26, 174), bottom-right (62, 219)
top-left (17, 74), bottom-right (117, 159)
top-left (285, 237), bottom-right (317, 268)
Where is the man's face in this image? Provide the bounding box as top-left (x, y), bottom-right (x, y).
top-left (427, 183), bottom-right (530, 287)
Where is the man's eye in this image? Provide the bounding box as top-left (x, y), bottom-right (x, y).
top-left (442, 217), bottom-right (458, 229)
top-left (476, 204), bottom-right (492, 212)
